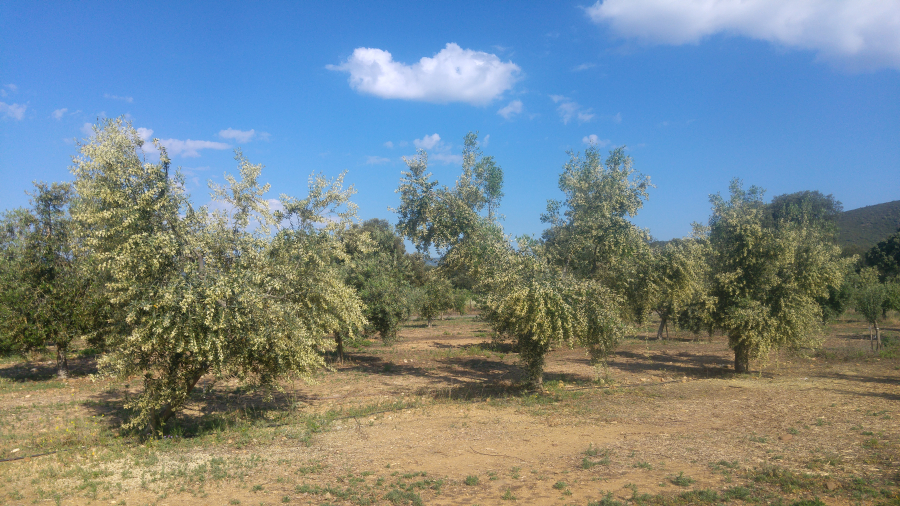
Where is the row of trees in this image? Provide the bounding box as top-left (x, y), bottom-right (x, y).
top-left (0, 118), bottom-right (897, 432)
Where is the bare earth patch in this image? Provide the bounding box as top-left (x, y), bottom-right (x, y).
top-left (0, 315), bottom-right (897, 505)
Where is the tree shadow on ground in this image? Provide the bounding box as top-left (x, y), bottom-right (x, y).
top-left (0, 355), bottom-right (99, 382)
top-left (606, 350), bottom-right (742, 379)
top-left (82, 381), bottom-right (312, 439)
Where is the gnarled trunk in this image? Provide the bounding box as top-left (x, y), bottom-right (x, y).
top-left (733, 342), bottom-right (750, 373)
top-left (147, 367), bottom-right (206, 437)
top-left (55, 345), bottom-right (69, 379)
top-left (656, 314), bottom-right (669, 340)
top-left (519, 335), bottom-right (551, 392)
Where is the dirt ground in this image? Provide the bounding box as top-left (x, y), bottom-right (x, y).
top-left (0, 314), bottom-right (898, 505)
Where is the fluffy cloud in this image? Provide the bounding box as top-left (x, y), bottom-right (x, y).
top-left (497, 99), bottom-right (523, 119)
top-left (135, 127), bottom-right (230, 158)
top-left (384, 141), bottom-right (394, 149)
top-left (51, 108), bottom-right (68, 120)
top-left (104, 93), bottom-right (134, 103)
top-left (414, 133), bottom-right (442, 150)
top-left (551, 95), bottom-right (594, 125)
top-left (585, 0), bottom-right (900, 70)
top-left (81, 122), bottom-right (95, 136)
top-left (218, 128), bottom-right (257, 143)
top-left (366, 156), bottom-right (392, 165)
top-left (328, 43), bottom-right (521, 104)
top-left (407, 133), bottom-right (462, 164)
top-left (160, 139), bottom-right (230, 158)
top-left (0, 102), bottom-right (27, 120)
top-left (573, 63), bottom-right (596, 71)
top-left (582, 134), bottom-right (611, 146)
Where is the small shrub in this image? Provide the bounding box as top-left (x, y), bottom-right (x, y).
top-left (553, 481), bottom-right (567, 490)
top-left (464, 475), bottom-right (479, 486)
top-left (671, 472), bottom-right (695, 487)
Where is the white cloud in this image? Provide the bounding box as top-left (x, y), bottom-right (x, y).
top-left (218, 128), bottom-right (256, 143)
top-left (104, 93), bottom-right (134, 103)
top-left (573, 63), bottom-right (596, 71)
top-left (582, 134), bottom-right (611, 147)
top-left (611, 112), bottom-right (622, 124)
top-left (585, 0), bottom-right (900, 71)
top-left (414, 133), bottom-right (441, 150)
top-left (81, 122), bottom-right (95, 136)
top-left (6, 84), bottom-right (17, 93)
top-left (431, 153), bottom-right (463, 165)
top-left (328, 43), bottom-right (521, 104)
top-left (407, 133), bottom-right (462, 164)
top-left (0, 102), bottom-right (27, 120)
top-left (135, 128), bottom-right (230, 158)
top-left (552, 96), bottom-right (594, 125)
top-left (482, 134), bottom-right (490, 147)
top-left (159, 138), bottom-right (231, 158)
top-left (51, 108), bottom-right (68, 120)
top-left (497, 99), bottom-right (523, 119)
top-left (366, 155), bottom-right (392, 165)
top-left (136, 127), bottom-right (154, 141)
top-left (384, 141), bottom-right (394, 149)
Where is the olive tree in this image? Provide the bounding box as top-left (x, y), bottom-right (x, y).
top-left (0, 183), bottom-right (100, 376)
top-left (71, 119), bottom-right (365, 434)
top-left (395, 137), bottom-right (627, 389)
top-left (648, 237), bottom-right (708, 339)
top-left (539, 146), bottom-right (653, 322)
top-left (472, 233), bottom-right (627, 389)
top-left (705, 180), bottom-right (851, 372)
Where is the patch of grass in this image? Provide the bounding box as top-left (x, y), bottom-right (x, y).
top-left (722, 486), bottom-right (752, 500)
top-left (633, 461), bottom-right (653, 470)
top-left (709, 460), bottom-right (739, 473)
top-left (588, 493), bottom-right (625, 506)
top-left (671, 472), bottom-right (695, 487)
top-left (553, 481), bottom-right (566, 490)
top-left (383, 488), bottom-right (423, 506)
top-left (678, 489), bottom-right (720, 503)
top-left (510, 466), bottom-right (520, 479)
top-left (750, 464), bottom-right (818, 493)
top-left (501, 489), bottom-right (516, 501)
top-left (464, 475), bottom-right (479, 486)
top-left (789, 499), bottom-right (826, 506)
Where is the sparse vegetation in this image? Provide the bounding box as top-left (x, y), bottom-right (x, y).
top-left (0, 121), bottom-right (897, 504)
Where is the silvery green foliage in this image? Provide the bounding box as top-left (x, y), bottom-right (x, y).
top-left (71, 119), bottom-right (365, 434)
top-left (394, 136), bottom-right (626, 389)
top-left (463, 229), bottom-right (627, 390)
top-left (705, 179), bottom-right (851, 372)
top-left (648, 237), bottom-right (710, 339)
top-left (539, 146), bottom-right (654, 323)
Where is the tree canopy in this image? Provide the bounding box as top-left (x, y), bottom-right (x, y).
top-left (704, 180), bottom-right (851, 372)
top-left (71, 119), bottom-right (366, 434)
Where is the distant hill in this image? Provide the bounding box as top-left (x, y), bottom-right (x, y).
top-left (836, 200), bottom-right (900, 256)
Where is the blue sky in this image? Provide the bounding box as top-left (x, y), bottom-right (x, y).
top-left (1, 1), bottom-right (898, 241)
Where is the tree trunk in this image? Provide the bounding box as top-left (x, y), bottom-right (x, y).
top-left (55, 345), bottom-right (69, 379)
top-left (656, 315), bottom-right (668, 340)
top-left (335, 333), bottom-right (344, 363)
top-left (147, 368), bottom-right (206, 437)
top-left (869, 324), bottom-right (875, 351)
top-left (875, 322), bottom-right (882, 351)
top-left (520, 336), bottom-right (550, 392)
top-left (733, 342), bottom-right (751, 373)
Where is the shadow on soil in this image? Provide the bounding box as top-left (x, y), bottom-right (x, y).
top-left (0, 355), bottom-right (99, 382)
